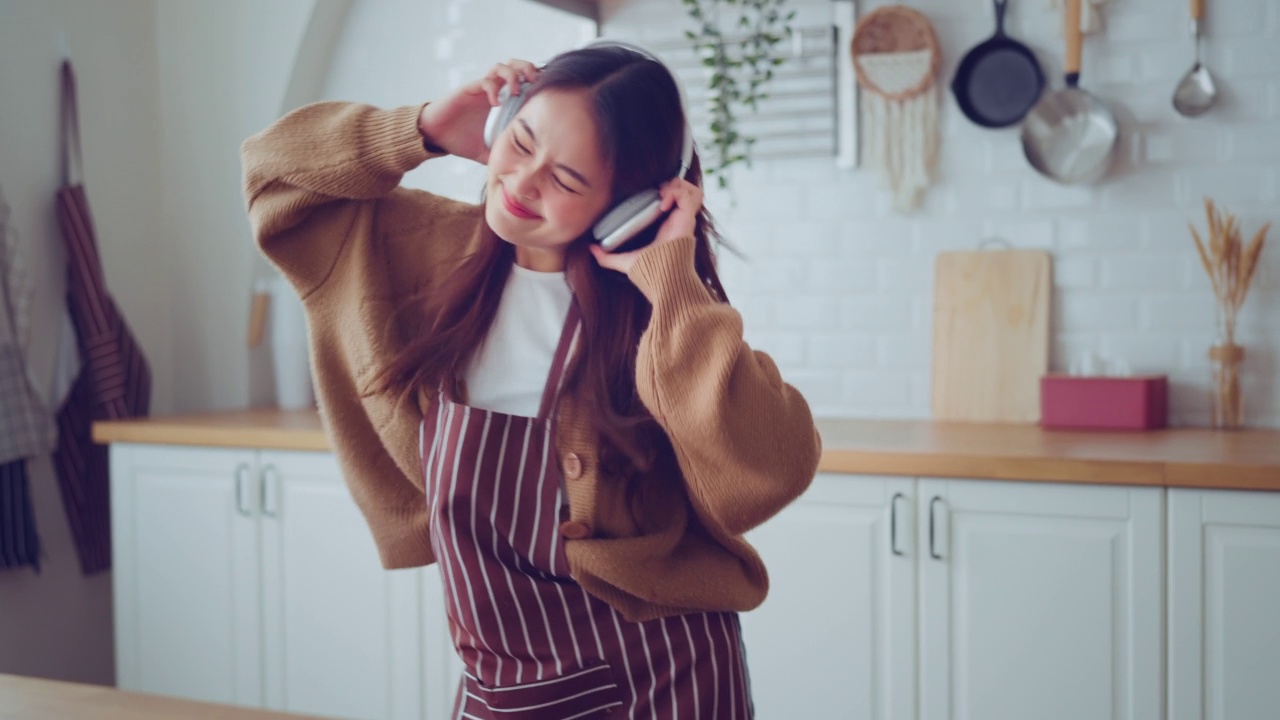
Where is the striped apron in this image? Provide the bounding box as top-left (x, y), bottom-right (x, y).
top-left (421, 303), bottom-right (753, 720)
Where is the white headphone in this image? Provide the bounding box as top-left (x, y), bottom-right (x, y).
top-left (482, 40), bottom-right (694, 252)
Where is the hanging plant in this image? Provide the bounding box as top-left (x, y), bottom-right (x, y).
top-left (682, 0), bottom-right (796, 189)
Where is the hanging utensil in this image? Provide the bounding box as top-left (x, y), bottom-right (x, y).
top-left (1020, 0), bottom-right (1118, 184)
top-left (951, 0), bottom-right (1045, 129)
top-left (1172, 0), bottom-right (1218, 117)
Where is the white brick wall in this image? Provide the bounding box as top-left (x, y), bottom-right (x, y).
top-left (602, 0), bottom-right (1280, 427)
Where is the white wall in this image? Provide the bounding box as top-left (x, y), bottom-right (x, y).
top-left (602, 0), bottom-right (1280, 427)
top-left (157, 0), bottom-right (318, 412)
top-left (0, 0), bottom-right (162, 685)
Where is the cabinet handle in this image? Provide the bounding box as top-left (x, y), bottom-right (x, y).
top-left (929, 495), bottom-right (944, 560)
top-left (234, 463), bottom-right (253, 517)
top-left (260, 464), bottom-right (280, 518)
top-left (890, 492), bottom-right (905, 557)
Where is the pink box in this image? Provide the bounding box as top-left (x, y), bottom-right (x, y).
top-left (1040, 374), bottom-right (1169, 431)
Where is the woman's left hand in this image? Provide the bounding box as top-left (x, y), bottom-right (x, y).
top-left (590, 178), bottom-right (703, 275)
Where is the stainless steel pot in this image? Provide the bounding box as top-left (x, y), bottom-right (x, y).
top-left (1020, 0), bottom-right (1118, 184)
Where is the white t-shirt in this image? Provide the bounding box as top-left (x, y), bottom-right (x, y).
top-left (463, 263), bottom-right (573, 417)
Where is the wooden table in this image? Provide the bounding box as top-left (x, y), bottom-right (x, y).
top-left (93, 409), bottom-right (1280, 492)
top-left (0, 673), bottom-right (328, 720)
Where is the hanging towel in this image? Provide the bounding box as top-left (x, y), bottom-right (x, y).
top-left (53, 60), bottom-right (152, 575)
top-left (0, 186), bottom-right (53, 573)
top-left (0, 460), bottom-right (40, 572)
top-left (0, 186), bottom-right (56, 464)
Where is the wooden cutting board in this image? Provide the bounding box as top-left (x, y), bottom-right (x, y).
top-left (931, 249), bottom-right (1052, 423)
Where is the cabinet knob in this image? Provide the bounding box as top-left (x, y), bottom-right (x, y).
top-left (929, 495), bottom-right (945, 560)
top-left (890, 492), bottom-right (906, 557)
top-left (234, 463), bottom-right (254, 517)
top-left (261, 464), bottom-right (281, 518)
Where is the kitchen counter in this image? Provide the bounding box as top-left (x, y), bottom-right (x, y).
top-left (93, 409), bottom-right (1280, 492)
top-left (0, 673), bottom-right (327, 720)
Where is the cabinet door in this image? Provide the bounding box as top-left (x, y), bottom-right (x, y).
top-left (110, 444), bottom-right (262, 706)
top-left (1169, 488), bottom-right (1280, 720)
top-left (918, 479), bottom-right (1162, 720)
top-left (259, 450), bottom-right (422, 720)
top-left (740, 473), bottom-right (916, 720)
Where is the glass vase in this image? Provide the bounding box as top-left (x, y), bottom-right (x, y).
top-left (1209, 341), bottom-right (1245, 429)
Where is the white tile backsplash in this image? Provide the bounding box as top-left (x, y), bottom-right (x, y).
top-left (1099, 254), bottom-right (1188, 292)
top-left (808, 334), bottom-right (876, 369)
top-left (600, 0), bottom-right (1279, 427)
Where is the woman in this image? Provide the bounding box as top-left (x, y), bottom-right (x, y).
top-left (242, 41), bottom-right (820, 719)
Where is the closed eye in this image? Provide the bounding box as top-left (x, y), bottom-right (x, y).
top-left (512, 134), bottom-right (580, 194)
top-left (552, 176), bottom-right (578, 194)
top-left (515, 118), bottom-right (593, 192)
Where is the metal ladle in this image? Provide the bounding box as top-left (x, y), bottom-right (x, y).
top-left (1173, 0), bottom-right (1217, 117)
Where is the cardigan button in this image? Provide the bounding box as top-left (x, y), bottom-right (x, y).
top-left (559, 520), bottom-right (592, 540)
top-left (562, 452), bottom-right (583, 480)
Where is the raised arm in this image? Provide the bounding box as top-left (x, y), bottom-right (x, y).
top-left (241, 101), bottom-right (439, 295)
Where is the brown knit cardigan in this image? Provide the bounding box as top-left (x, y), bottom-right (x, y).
top-left (241, 101), bottom-right (821, 621)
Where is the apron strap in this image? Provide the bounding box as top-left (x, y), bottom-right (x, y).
top-left (535, 300), bottom-right (582, 422)
top-left (59, 60), bottom-right (84, 189)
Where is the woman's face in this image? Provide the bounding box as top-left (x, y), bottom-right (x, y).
top-left (485, 88), bottom-right (613, 270)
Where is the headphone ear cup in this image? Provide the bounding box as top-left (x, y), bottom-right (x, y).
top-left (483, 82), bottom-right (531, 149)
top-left (593, 189), bottom-right (663, 251)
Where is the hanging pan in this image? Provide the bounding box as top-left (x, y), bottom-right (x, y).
top-left (951, 0), bottom-right (1045, 128)
top-left (1020, 0), bottom-right (1118, 184)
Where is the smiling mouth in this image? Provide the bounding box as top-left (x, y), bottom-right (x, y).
top-left (500, 187), bottom-right (541, 220)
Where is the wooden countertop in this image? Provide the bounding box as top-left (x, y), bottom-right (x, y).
top-left (817, 418), bottom-right (1279, 490)
top-left (94, 408), bottom-right (330, 451)
top-left (0, 673), bottom-right (327, 720)
top-left (93, 409), bottom-right (1280, 492)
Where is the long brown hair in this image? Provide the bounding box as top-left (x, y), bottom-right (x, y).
top-left (377, 44), bottom-right (729, 473)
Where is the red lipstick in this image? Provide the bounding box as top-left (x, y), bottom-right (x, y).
top-left (501, 188), bottom-right (540, 220)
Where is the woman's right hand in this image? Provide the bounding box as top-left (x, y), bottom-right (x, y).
top-left (417, 60), bottom-right (540, 165)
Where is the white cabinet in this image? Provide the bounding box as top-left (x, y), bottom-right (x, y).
top-left (744, 474), bottom-right (1164, 720)
top-left (110, 444), bottom-right (425, 720)
top-left (742, 474), bottom-right (916, 720)
top-left (109, 443), bottom-right (1275, 720)
top-left (918, 478), bottom-right (1163, 720)
top-left (1169, 488), bottom-right (1280, 720)
top-left (111, 445), bottom-right (261, 706)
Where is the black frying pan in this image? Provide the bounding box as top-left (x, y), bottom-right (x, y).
top-left (951, 0), bottom-right (1045, 129)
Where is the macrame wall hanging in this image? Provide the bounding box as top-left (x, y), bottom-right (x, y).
top-left (851, 5), bottom-right (941, 213)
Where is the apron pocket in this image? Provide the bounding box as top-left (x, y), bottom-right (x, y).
top-left (463, 663), bottom-right (624, 719)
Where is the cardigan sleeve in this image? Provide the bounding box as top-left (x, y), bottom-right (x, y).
top-left (240, 101), bottom-right (444, 296)
top-left (627, 236), bottom-right (822, 537)
top-left (239, 101), bottom-right (469, 569)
